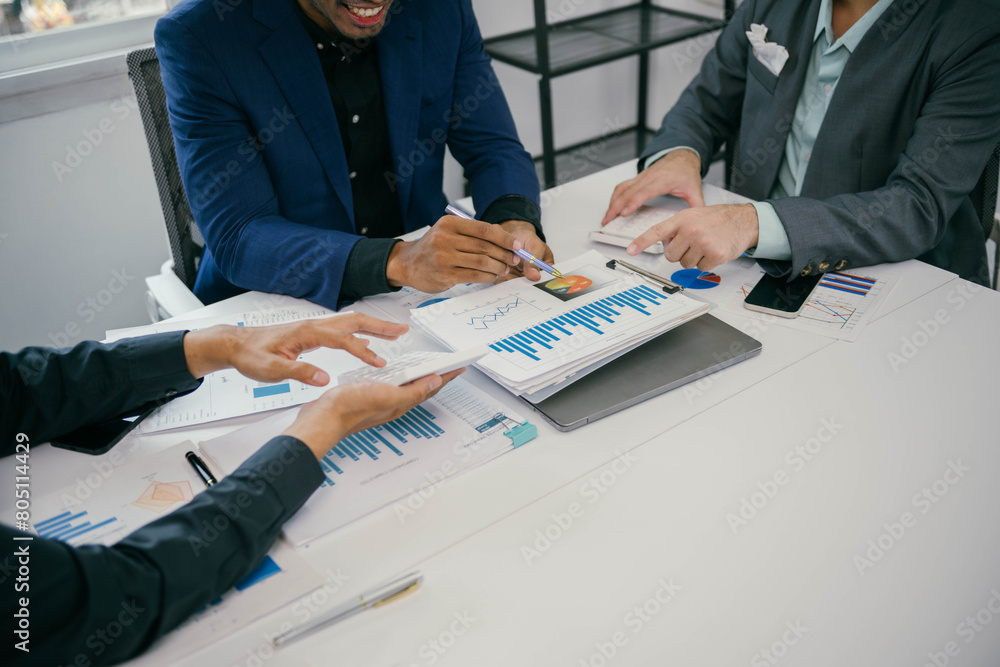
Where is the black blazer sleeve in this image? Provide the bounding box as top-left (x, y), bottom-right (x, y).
top-left (0, 332), bottom-right (202, 451)
top-left (2, 436), bottom-right (325, 666)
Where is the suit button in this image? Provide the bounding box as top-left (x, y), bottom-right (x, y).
top-left (818, 261), bottom-right (830, 272)
top-left (360, 227), bottom-right (368, 235)
top-left (800, 265), bottom-right (813, 277)
top-left (165, 389), bottom-right (177, 398)
top-left (349, 171), bottom-right (357, 180)
top-left (835, 259), bottom-right (848, 270)
top-left (352, 114), bottom-right (360, 124)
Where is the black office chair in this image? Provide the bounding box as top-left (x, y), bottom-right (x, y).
top-left (970, 142), bottom-right (1000, 290)
top-left (126, 47), bottom-right (205, 319)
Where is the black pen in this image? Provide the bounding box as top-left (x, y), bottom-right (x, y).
top-left (186, 451), bottom-right (217, 487)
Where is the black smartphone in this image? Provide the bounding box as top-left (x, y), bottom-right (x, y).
top-left (743, 273), bottom-right (823, 318)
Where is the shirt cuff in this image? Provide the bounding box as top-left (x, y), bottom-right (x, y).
top-left (480, 195), bottom-right (545, 242)
top-left (639, 146), bottom-right (702, 172)
top-left (747, 202), bottom-right (792, 260)
top-left (340, 237), bottom-right (402, 301)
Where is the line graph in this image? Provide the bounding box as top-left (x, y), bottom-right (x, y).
top-left (802, 299), bottom-right (856, 324)
top-left (463, 296), bottom-right (542, 330)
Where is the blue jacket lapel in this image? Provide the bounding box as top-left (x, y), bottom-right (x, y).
top-left (255, 0), bottom-right (355, 226)
top-left (377, 2), bottom-right (423, 219)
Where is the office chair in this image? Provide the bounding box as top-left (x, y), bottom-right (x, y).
top-left (126, 46), bottom-right (205, 322)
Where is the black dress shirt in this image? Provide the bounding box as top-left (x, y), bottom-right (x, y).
top-left (294, 6), bottom-right (542, 301)
top-left (0, 333), bottom-right (324, 665)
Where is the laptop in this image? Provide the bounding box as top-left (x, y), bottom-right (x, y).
top-left (519, 314), bottom-right (761, 431)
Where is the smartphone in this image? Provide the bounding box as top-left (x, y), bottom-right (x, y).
top-left (744, 273), bottom-right (823, 318)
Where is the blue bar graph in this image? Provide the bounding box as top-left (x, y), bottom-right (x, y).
top-left (490, 288), bottom-right (672, 364)
top-left (319, 402), bottom-right (447, 487)
top-left (35, 510), bottom-right (118, 542)
top-left (253, 383), bottom-right (291, 399)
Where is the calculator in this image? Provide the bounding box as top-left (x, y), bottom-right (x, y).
top-left (336, 347), bottom-right (490, 386)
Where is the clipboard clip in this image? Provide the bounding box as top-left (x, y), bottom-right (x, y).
top-left (606, 259), bottom-right (683, 294)
top-left (495, 413), bottom-right (538, 448)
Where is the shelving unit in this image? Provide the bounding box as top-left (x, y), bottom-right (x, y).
top-left (485, 0), bottom-right (734, 188)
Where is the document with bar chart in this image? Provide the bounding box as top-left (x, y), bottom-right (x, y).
top-left (409, 250), bottom-right (711, 395)
top-left (691, 257), bottom-right (896, 342)
top-left (200, 378), bottom-right (533, 545)
top-left (8, 441), bottom-right (324, 660)
top-left (106, 306), bottom-right (382, 433)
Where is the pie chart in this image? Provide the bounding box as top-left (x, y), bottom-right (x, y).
top-left (671, 269), bottom-right (722, 289)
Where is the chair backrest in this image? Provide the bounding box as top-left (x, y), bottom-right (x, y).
top-left (126, 47), bottom-right (204, 290)
top-left (970, 142), bottom-right (1000, 242)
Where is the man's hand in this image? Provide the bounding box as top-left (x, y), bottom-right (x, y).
top-left (601, 148), bottom-right (705, 224)
top-left (498, 219), bottom-right (554, 282)
top-left (627, 204), bottom-right (760, 271)
top-left (385, 215), bottom-right (521, 293)
top-left (282, 370), bottom-right (464, 459)
top-left (183, 313), bottom-right (408, 385)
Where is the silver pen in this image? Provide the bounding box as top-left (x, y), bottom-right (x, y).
top-left (273, 571), bottom-right (423, 647)
top-left (607, 258), bottom-right (684, 294)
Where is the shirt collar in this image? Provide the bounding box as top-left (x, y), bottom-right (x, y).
top-left (815, 0), bottom-right (897, 54)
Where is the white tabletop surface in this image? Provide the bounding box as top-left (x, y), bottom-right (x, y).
top-left (8, 162), bottom-right (999, 666)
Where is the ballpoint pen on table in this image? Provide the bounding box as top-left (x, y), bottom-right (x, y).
top-left (444, 204), bottom-right (564, 278)
top-left (605, 258), bottom-right (684, 294)
top-left (185, 451), bottom-right (217, 487)
top-left (273, 571), bottom-right (423, 647)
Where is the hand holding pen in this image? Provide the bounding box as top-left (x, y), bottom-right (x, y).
top-left (444, 205), bottom-right (560, 281)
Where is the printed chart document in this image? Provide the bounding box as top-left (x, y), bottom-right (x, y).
top-left (409, 250), bottom-right (710, 395)
top-left (7, 442), bottom-right (324, 662)
top-left (105, 305), bottom-right (379, 432)
top-left (200, 378), bottom-right (534, 545)
top-left (624, 255), bottom-right (901, 342)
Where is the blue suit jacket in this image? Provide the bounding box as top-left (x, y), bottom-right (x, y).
top-left (155, 0), bottom-right (539, 308)
top-left (642, 0), bottom-right (1000, 284)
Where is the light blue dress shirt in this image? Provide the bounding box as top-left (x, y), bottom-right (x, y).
top-left (648, 0), bottom-right (896, 259)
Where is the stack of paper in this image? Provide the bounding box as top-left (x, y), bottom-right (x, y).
top-left (410, 251), bottom-right (710, 396)
top-left (199, 378), bottom-right (533, 544)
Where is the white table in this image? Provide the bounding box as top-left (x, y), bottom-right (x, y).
top-left (13, 162), bottom-right (1000, 666)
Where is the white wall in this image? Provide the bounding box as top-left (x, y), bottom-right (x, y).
top-left (0, 0), bottom-right (724, 351)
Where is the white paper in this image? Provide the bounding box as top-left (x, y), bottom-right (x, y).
top-left (106, 305), bottom-right (385, 433)
top-left (200, 378), bottom-right (530, 545)
top-left (10, 442), bottom-right (324, 663)
top-left (409, 250), bottom-right (710, 394)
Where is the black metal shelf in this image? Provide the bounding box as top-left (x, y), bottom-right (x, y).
top-left (485, 0), bottom-right (734, 189)
top-left (485, 4), bottom-right (725, 77)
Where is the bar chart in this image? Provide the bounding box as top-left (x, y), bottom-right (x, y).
top-left (317, 381), bottom-right (512, 488)
top-left (34, 510), bottom-right (121, 544)
top-left (488, 284), bottom-right (673, 367)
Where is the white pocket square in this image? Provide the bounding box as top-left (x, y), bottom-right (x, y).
top-left (746, 23), bottom-right (789, 76)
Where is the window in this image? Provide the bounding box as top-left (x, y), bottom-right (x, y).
top-left (0, 0), bottom-right (167, 74)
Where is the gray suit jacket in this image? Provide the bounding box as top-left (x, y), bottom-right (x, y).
top-left (642, 0), bottom-right (1000, 284)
